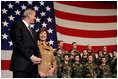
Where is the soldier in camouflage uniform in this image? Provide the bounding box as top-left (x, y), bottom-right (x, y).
top-left (84, 55), bottom-right (98, 78)
top-left (68, 42), bottom-right (81, 58)
top-left (57, 54), bottom-right (72, 78)
top-left (55, 48), bottom-right (63, 68)
top-left (110, 50), bottom-right (117, 78)
top-left (96, 50), bottom-right (103, 65)
top-left (72, 55), bottom-right (83, 78)
top-left (53, 40), bottom-right (66, 56)
top-left (87, 44), bottom-right (96, 62)
top-left (102, 46), bottom-right (111, 65)
top-left (69, 49), bottom-right (75, 63)
top-left (53, 48), bottom-right (63, 78)
top-left (80, 49), bottom-right (88, 65)
top-left (98, 57), bottom-right (112, 78)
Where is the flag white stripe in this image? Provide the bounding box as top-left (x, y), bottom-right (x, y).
top-left (56, 17), bottom-right (117, 31)
top-left (1, 50), bottom-right (12, 60)
top-left (1, 70), bottom-right (12, 78)
top-left (57, 32), bottom-right (117, 46)
top-left (54, 2), bottom-right (117, 16)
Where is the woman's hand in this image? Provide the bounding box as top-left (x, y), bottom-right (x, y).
top-left (48, 67), bottom-right (55, 76)
top-left (38, 71), bottom-right (46, 78)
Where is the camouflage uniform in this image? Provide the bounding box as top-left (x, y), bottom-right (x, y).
top-left (55, 55), bottom-right (63, 68)
top-left (57, 62), bottom-right (72, 78)
top-left (88, 51), bottom-right (96, 62)
top-left (69, 55), bottom-right (75, 63)
top-left (80, 56), bottom-right (88, 65)
top-left (103, 53), bottom-right (111, 65)
top-left (68, 49), bottom-right (81, 58)
top-left (96, 57), bottom-right (102, 66)
top-left (110, 57), bottom-right (117, 78)
top-left (53, 48), bottom-right (66, 56)
top-left (98, 64), bottom-right (112, 78)
top-left (84, 62), bottom-right (98, 78)
top-left (53, 55), bottom-right (63, 78)
top-left (71, 62), bottom-right (83, 78)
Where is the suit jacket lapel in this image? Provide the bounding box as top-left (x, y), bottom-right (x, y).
top-left (21, 21), bottom-right (36, 43)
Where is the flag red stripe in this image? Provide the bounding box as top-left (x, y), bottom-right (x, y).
top-left (55, 10), bottom-right (117, 23)
top-left (61, 42), bottom-right (117, 54)
top-left (1, 60), bottom-right (10, 70)
top-left (55, 1), bottom-right (117, 9)
top-left (56, 24), bottom-right (117, 38)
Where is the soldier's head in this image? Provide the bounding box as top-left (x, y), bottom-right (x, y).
top-left (87, 44), bottom-right (92, 51)
top-left (37, 28), bottom-right (49, 41)
top-left (74, 55), bottom-right (80, 62)
top-left (97, 50), bottom-right (103, 57)
top-left (56, 48), bottom-right (62, 56)
top-left (23, 8), bottom-right (36, 25)
top-left (101, 57), bottom-right (106, 64)
top-left (72, 42), bottom-right (77, 49)
top-left (63, 54), bottom-right (70, 61)
top-left (87, 55), bottom-right (93, 62)
top-left (82, 49), bottom-right (88, 56)
top-left (58, 40), bottom-right (64, 48)
top-left (111, 50), bottom-right (117, 57)
top-left (70, 49), bottom-right (75, 56)
top-left (102, 46), bottom-right (107, 52)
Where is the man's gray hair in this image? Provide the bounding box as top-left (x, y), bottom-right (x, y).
top-left (23, 8), bottom-right (34, 17)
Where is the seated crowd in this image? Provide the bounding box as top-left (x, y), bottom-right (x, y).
top-left (53, 40), bottom-right (117, 78)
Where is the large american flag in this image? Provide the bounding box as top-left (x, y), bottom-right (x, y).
top-left (1, 1), bottom-right (117, 78)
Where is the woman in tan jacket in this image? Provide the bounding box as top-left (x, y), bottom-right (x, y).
top-left (37, 28), bottom-right (56, 78)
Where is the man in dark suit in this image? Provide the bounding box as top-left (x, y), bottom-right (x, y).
top-left (10, 8), bottom-right (41, 78)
